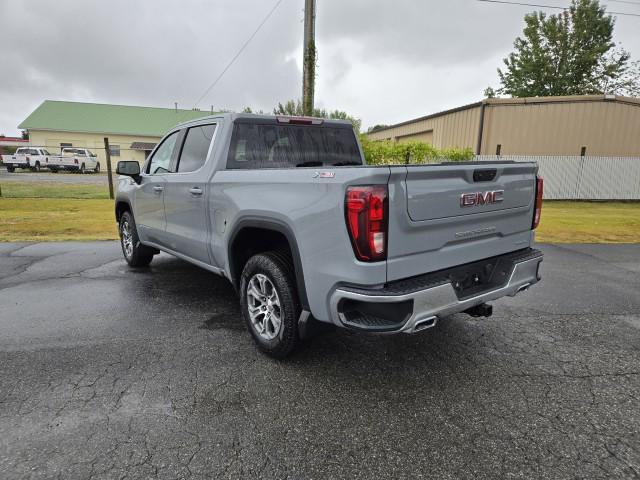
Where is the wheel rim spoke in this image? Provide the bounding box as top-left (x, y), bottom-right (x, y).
top-left (246, 273), bottom-right (282, 340)
top-left (121, 221), bottom-right (133, 258)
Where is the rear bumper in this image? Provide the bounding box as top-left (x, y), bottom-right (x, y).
top-left (329, 248), bottom-right (543, 333)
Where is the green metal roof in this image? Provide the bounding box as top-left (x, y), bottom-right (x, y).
top-left (19, 100), bottom-right (214, 137)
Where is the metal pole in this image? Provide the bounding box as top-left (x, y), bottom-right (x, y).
top-left (103, 137), bottom-right (114, 200)
top-left (302, 0), bottom-right (316, 116)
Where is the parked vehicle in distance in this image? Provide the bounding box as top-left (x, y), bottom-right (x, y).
top-left (48, 148), bottom-right (100, 173)
top-left (4, 147), bottom-right (52, 172)
top-left (115, 113), bottom-right (544, 358)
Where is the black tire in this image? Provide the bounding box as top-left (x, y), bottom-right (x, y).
top-left (6, 166), bottom-right (14, 173)
top-left (50, 168), bottom-right (58, 173)
top-left (79, 163), bottom-right (85, 174)
top-left (94, 162), bottom-right (100, 173)
top-left (118, 211), bottom-right (154, 267)
top-left (240, 251), bottom-right (301, 359)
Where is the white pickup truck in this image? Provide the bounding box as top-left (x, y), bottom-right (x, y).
top-left (48, 148), bottom-right (100, 173)
top-left (4, 147), bottom-right (52, 172)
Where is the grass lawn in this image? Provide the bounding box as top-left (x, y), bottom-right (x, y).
top-left (0, 198), bottom-right (117, 241)
top-left (0, 182), bottom-right (109, 199)
top-left (536, 201), bottom-right (640, 243)
top-left (0, 184), bottom-right (638, 243)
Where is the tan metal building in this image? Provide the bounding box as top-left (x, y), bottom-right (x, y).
top-left (367, 95), bottom-right (640, 156)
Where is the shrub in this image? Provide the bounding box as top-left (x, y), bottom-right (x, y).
top-left (360, 135), bottom-right (474, 165)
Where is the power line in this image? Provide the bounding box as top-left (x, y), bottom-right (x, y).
top-left (193, 0), bottom-right (284, 108)
top-left (605, 0), bottom-right (640, 6)
top-left (476, 0), bottom-right (640, 16)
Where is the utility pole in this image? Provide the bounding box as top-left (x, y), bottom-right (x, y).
top-left (302, 0), bottom-right (316, 116)
top-left (103, 137), bottom-right (114, 200)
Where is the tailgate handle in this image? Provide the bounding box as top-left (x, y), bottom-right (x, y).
top-left (473, 169), bottom-right (497, 182)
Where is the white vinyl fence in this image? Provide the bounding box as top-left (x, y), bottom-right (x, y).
top-left (476, 155), bottom-right (640, 200)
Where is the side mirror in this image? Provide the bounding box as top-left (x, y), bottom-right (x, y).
top-left (116, 161), bottom-right (141, 182)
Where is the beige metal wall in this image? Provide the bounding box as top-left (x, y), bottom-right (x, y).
top-left (368, 105), bottom-right (481, 149)
top-left (368, 95), bottom-right (640, 157)
top-left (480, 98), bottom-right (640, 156)
top-left (28, 130), bottom-right (160, 169)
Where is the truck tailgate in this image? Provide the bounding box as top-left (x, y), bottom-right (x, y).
top-left (386, 163), bottom-right (538, 282)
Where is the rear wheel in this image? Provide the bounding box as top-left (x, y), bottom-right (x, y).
top-left (119, 211), bottom-right (154, 267)
top-left (94, 162), bottom-right (100, 173)
top-left (50, 168), bottom-right (58, 173)
top-left (6, 166), bottom-right (14, 173)
top-left (240, 251), bottom-right (301, 358)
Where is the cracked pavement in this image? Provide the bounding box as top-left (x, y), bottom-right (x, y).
top-left (0, 242), bottom-right (639, 479)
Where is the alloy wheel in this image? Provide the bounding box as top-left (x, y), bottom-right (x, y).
top-left (246, 273), bottom-right (282, 340)
top-left (120, 220), bottom-right (134, 259)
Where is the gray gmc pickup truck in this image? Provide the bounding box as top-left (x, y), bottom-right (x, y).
top-left (115, 113), bottom-right (543, 358)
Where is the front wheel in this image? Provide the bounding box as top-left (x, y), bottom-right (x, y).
top-left (94, 162), bottom-right (100, 173)
top-left (6, 166), bottom-right (15, 173)
top-left (119, 211), bottom-right (154, 267)
top-left (240, 251), bottom-right (301, 358)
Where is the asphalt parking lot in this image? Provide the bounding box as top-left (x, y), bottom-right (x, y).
top-left (0, 242), bottom-right (639, 479)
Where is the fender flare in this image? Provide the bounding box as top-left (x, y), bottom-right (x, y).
top-left (228, 217), bottom-right (309, 310)
top-left (114, 199), bottom-right (132, 222)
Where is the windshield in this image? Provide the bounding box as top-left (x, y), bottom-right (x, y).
top-left (226, 122), bottom-right (362, 169)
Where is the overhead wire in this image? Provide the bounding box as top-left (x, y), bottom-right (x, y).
top-left (476, 0), bottom-right (640, 17)
top-left (192, 0), bottom-right (285, 108)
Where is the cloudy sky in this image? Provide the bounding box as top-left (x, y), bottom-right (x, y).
top-left (1, 0), bottom-right (639, 135)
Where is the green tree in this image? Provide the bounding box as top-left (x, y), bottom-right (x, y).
top-left (273, 99), bottom-right (362, 132)
top-left (494, 0), bottom-right (639, 97)
top-left (367, 124), bottom-right (390, 134)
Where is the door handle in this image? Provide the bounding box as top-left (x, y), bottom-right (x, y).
top-left (153, 186), bottom-right (164, 193)
top-left (189, 187), bottom-right (203, 196)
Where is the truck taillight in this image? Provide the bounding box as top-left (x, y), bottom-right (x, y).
top-left (532, 176), bottom-right (543, 229)
top-left (74, 158), bottom-right (79, 164)
top-left (345, 185), bottom-right (388, 262)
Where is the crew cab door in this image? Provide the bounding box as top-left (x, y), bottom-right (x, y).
top-left (162, 123), bottom-right (217, 265)
top-left (134, 130), bottom-right (181, 246)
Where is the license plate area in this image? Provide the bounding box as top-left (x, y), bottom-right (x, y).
top-left (448, 256), bottom-right (515, 300)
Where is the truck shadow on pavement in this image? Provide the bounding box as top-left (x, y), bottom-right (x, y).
top-left (147, 255), bottom-right (494, 372)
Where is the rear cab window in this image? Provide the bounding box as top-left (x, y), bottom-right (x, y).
top-left (226, 119), bottom-right (362, 169)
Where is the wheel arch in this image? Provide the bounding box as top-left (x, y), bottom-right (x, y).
top-left (228, 218), bottom-right (309, 310)
top-left (115, 200), bottom-right (132, 223)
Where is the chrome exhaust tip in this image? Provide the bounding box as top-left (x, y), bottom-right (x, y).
top-left (413, 316), bottom-right (437, 332)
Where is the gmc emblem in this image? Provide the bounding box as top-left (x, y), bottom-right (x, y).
top-left (460, 190), bottom-right (504, 207)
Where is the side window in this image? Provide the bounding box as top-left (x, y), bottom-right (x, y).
top-left (177, 124), bottom-right (216, 173)
top-left (147, 131), bottom-right (179, 174)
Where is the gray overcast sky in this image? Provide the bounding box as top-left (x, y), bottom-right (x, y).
top-left (1, 0), bottom-right (639, 135)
